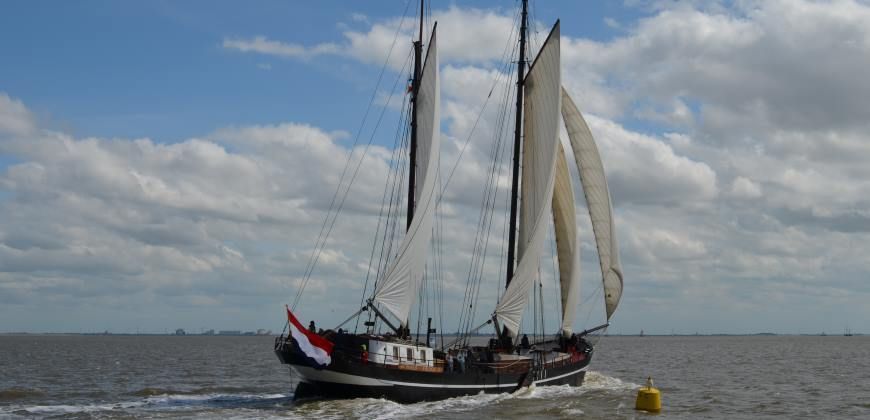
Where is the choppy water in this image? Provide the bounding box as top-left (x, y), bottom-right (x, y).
top-left (1, 335), bottom-right (868, 418)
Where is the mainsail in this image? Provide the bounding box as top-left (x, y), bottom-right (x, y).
top-left (494, 22), bottom-right (561, 336)
top-left (372, 29), bottom-right (440, 323)
top-left (552, 142), bottom-right (580, 335)
top-left (560, 87), bottom-right (623, 320)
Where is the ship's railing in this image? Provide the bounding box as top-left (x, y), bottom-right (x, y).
top-left (540, 351), bottom-right (586, 369)
top-left (330, 345), bottom-right (445, 373)
top-left (371, 350), bottom-right (441, 368)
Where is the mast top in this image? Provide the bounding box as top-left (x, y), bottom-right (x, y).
top-left (419, 0), bottom-right (424, 44)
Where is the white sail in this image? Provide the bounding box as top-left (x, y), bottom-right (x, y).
top-left (494, 22), bottom-right (561, 336)
top-left (560, 86), bottom-right (623, 320)
top-left (552, 142), bottom-right (580, 335)
top-left (373, 28), bottom-right (440, 323)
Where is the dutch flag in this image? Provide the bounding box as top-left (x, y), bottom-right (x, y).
top-left (286, 307), bottom-right (334, 369)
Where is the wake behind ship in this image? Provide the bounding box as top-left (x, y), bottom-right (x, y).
top-left (275, 0), bottom-right (624, 403)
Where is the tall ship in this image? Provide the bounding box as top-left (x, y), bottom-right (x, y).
top-left (275, 0), bottom-right (624, 403)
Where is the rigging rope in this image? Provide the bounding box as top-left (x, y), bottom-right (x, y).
top-left (456, 45), bottom-right (518, 344)
top-left (292, 47), bottom-right (413, 311)
top-left (354, 88), bottom-right (412, 333)
top-left (453, 7), bottom-right (523, 345)
top-left (292, 0), bottom-right (415, 310)
top-left (369, 107), bottom-right (411, 333)
top-left (438, 5), bottom-right (522, 200)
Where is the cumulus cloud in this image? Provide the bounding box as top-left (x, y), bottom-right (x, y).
top-left (559, 0), bottom-right (870, 333)
top-left (223, 6), bottom-right (517, 71)
top-left (563, 0), bottom-right (870, 138)
top-left (0, 92), bottom-right (523, 332)
top-left (0, 93), bottom-right (36, 136)
top-left (0, 95), bottom-right (401, 330)
top-left (730, 176), bottom-right (762, 199)
top-left (585, 114), bottom-right (718, 206)
top-left (223, 36), bottom-right (341, 60)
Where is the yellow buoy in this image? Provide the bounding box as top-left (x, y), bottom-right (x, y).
top-left (635, 376), bottom-right (662, 412)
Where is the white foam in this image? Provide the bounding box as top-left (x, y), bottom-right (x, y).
top-left (583, 371), bottom-right (639, 391)
top-left (0, 392), bottom-right (291, 417)
top-left (562, 408), bottom-right (585, 415)
top-left (342, 372), bottom-right (636, 418)
top-left (3, 400), bottom-right (148, 415)
top-left (292, 391), bottom-right (513, 420)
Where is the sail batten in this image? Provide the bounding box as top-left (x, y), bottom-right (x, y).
top-left (494, 22), bottom-right (561, 337)
top-left (552, 142), bottom-right (580, 335)
top-left (560, 87), bottom-right (623, 320)
top-left (372, 28), bottom-right (440, 324)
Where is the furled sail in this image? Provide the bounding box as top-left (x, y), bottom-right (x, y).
top-left (494, 22), bottom-right (561, 336)
top-left (373, 28), bottom-right (440, 323)
top-left (560, 87), bottom-right (623, 320)
top-left (552, 142), bottom-right (580, 335)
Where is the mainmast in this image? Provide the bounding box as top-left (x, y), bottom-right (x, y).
top-left (505, 0), bottom-right (528, 287)
top-left (407, 0), bottom-right (425, 230)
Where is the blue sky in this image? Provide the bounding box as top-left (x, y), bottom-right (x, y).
top-left (2, 0), bottom-right (870, 335)
top-left (0, 1), bottom-right (641, 143)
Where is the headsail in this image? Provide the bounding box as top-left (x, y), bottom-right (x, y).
top-left (494, 22), bottom-right (561, 336)
top-left (372, 28), bottom-right (440, 323)
top-left (552, 142), bottom-right (580, 335)
top-left (560, 87), bottom-right (623, 320)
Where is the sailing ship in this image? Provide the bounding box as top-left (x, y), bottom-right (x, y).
top-left (275, 0), bottom-right (624, 403)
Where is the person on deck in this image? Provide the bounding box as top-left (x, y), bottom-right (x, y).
top-left (309, 321), bottom-right (316, 333)
top-left (447, 353), bottom-right (454, 373)
top-left (457, 351), bottom-right (466, 373)
top-left (520, 334), bottom-right (530, 349)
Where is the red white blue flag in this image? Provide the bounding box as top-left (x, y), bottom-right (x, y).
top-left (286, 307), bottom-right (334, 368)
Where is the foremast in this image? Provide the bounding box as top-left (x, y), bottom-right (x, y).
top-left (407, 0), bottom-right (424, 230)
top-left (497, 0), bottom-right (529, 347)
top-left (506, 0), bottom-right (528, 293)
top-left (368, 1), bottom-right (440, 337)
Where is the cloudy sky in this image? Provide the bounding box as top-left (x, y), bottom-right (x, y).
top-left (2, 0), bottom-right (869, 335)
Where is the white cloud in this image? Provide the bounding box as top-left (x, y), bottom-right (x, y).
top-left (0, 93), bottom-right (36, 136)
top-left (223, 36), bottom-right (341, 60)
top-left (223, 6), bottom-right (517, 71)
top-left (561, 0), bottom-right (870, 138)
top-left (350, 13), bottom-right (369, 23)
top-left (585, 114), bottom-right (718, 205)
top-left (730, 176), bottom-right (762, 199)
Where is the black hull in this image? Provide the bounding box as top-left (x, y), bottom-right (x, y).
top-left (275, 336), bottom-right (592, 403)
top-left (292, 370), bottom-right (587, 403)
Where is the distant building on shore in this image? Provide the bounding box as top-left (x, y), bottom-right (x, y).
top-left (202, 329), bottom-right (215, 335)
top-left (175, 329), bottom-right (186, 336)
top-left (218, 330), bottom-right (241, 335)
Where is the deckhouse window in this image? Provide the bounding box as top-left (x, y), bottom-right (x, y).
top-left (392, 346), bottom-right (399, 360)
top-left (406, 348), bottom-right (413, 362)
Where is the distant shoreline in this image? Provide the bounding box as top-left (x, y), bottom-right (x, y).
top-left (0, 332), bottom-right (273, 337)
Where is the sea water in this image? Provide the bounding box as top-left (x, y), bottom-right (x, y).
top-left (1, 335), bottom-right (868, 419)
